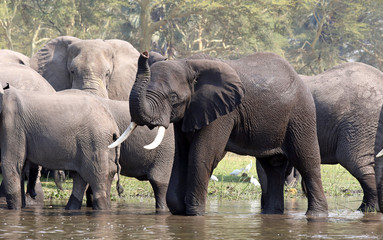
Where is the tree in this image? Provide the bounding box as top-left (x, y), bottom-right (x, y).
top-left (0, 0), bottom-right (21, 49)
top-left (285, 0), bottom-right (382, 74)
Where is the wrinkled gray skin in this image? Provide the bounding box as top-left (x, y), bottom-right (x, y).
top-left (125, 52), bottom-right (328, 216)
top-left (0, 87), bottom-right (120, 210)
top-left (31, 37), bottom-right (174, 210)
top-left (258, 62), bottom-right (383, 212)
top-left (305, 62), bottom-right (383, 212)
top-left (0, 50), bottom-right (55, 205)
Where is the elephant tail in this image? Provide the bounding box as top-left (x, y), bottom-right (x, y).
top-left (113, 133), bottom-right (124, 197)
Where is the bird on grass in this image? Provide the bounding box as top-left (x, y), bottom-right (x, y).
top-left (250, 175), bottom-right (260, 187)
top-left (230, 168), bottom-right (244, 176)
top-left (210, 175), bottom-right (219, 181)
top-left (244, 160), bottom-right (253, 173)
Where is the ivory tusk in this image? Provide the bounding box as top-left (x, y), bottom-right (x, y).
top-left (376, 149), bottom-right (383, 158)
top-left (144, 126), bottom-right (166, 150)
top-left (108, 122), bottom-right (137, 148)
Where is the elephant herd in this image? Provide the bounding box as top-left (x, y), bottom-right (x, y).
top-left (0, 36), bottom-right (383, 218)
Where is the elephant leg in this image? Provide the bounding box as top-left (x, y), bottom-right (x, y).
top-left (53, 170), bottom-right (65, 191)
top-left (357, 173), bottom-right (378, 212)
top-left (287, 145), bottom-right (328, 216)
top-left (286, 111), bottom-right (328, 216)
top-left (166, 126), bottom-right (190, 215)
top-left (86, 186), bottom-right (93, 208)
top-left (184, 120), bottom-right (232, 216)
top-left (65, 172), bottom-right (87, 210)
top-left (2, 165), bottom-right (23, 209)
top-left (27, 162), bottom-right (39, 199)
top-left (88, 173), bottom-right (113, 210)
top-left (376, 158), bottom-right (383, 212)
top-left (256, 160), bottom-right (268, 209)
top-left (2, 150), bottom-right (26, 209)
top-left (258, 156), bottom-right (288, 214)
top-left (0, 180), bottom-right (5, 198)
top-left (338, 155), bottom-right (377, 212)
top-left (149, 179), bottom-right (168, 211)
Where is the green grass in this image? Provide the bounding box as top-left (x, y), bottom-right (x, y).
top-left (0, 153), bottom-right (362, 203)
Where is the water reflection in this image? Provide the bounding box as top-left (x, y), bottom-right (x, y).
top-left (0, 198), bottom-right (383, 239)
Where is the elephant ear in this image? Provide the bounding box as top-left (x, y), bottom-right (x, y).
top-left (105, 39), bottom-right (140, 101)
top-left (30, 36), bottom-right (80, 91)
top-left (182, 59), bottom-right (245, 132)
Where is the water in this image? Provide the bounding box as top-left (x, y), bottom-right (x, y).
top-left (1, 197), bottom-right (383, 239)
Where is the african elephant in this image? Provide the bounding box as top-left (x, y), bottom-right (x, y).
top-left (0, 86), bottom-right (121, 210)
top-left (110, 51), bottom-right (328, 216)
top-left (30, 37), bottom-right (174, 211)
top-left (0, 60), bottom-right (55, 204)
top-left (257, 62), bottom-right (383, 212)
top-left (30, 36), bottom-right (140, 100)
top-left (304, 62), bottom-right (383, 212)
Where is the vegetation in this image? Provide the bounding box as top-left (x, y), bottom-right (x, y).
top-left (27, 153), bottom-right (360, 204)
top-left (0, 0), bottom-right (382, 74)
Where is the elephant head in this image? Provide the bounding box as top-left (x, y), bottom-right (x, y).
top-left (30, 36), bottom-right (140, 100)
top-left (110, 51), bottom-right (244, 149)
top-left (0, 49), bottom-right (30, 66)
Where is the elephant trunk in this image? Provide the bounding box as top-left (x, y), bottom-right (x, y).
top-left (109, 52), bottom-right (166, 149)
top-left (129, 51), bottom-right (153, 127)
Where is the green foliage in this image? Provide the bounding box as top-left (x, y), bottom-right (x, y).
top-left (1, 0), bottom-right (381, 73)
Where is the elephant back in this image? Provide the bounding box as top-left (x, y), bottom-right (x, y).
top-left (0, 49), bottom-right (30, 66)
top-left (0, 63), bottom-right (55, 93)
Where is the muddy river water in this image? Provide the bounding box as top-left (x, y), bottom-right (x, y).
top-left (1, 197), bottom-right (383, 239)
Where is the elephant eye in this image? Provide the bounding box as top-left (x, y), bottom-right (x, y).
top-left (106, 70), bottom-right (111, 77)
top-left (169, 92), bottom-right (179, 104)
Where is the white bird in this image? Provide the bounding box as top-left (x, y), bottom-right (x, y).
top-left (250, 175), bottom-right (260, 187)
top-left (244, 159), bottom-right (253, 173)
top-left (210, 175), bottom-right (219, 181)
top-left (230, 168), bottom-right (244, 176)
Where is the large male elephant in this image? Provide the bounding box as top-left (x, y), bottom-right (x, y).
top-left (30, 37), bottom-right (173, 210)
top-left (0, 86), bottom-right (121, 210)
top-left (111, 51), bottom-right (328, 216)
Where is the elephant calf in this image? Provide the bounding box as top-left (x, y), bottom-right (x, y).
top-left (0, 86), bottom-right (121, 210)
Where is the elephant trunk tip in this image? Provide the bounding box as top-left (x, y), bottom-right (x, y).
top-left (137, 51), bottom-right (150, 74)
top-left (142, 51), bottom-right (149, 58)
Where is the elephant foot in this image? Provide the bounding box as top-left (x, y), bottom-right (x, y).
top-left (261, 208), bottom-right (284, 215)
top-left (261, 200), bottom-right (284, 214)
top-left (92, 197), bottom-right (110, 210)
top-left (185, 204), bottom-right (206, 216)
top-left (305, 208), bottom-right (328, 217)
top-left (155, 205), bottom-right (169, 214)
top-left (28, 189), bottom-right (37, 199)
top-left (65, 195), bottom-right (83, 210)
top-left (358, 202), bottom-right (379, 212)
top-left (6, 194), bottom-right (22, 210)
